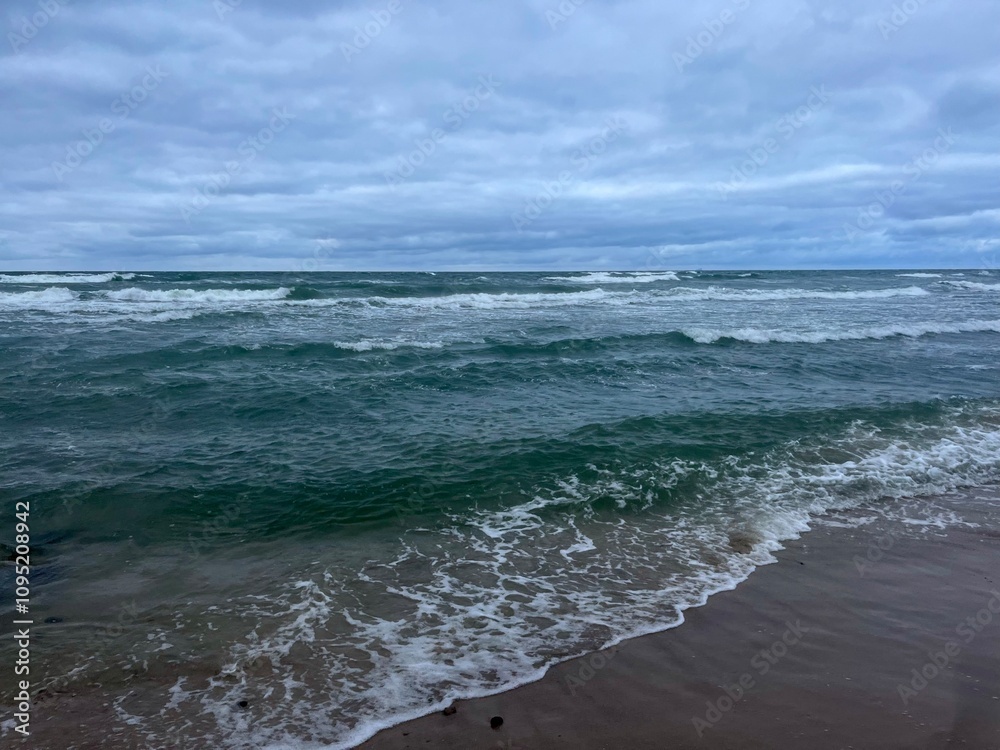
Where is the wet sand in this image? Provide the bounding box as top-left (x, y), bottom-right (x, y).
top-left (361, 489), bottom-right (1000, 750)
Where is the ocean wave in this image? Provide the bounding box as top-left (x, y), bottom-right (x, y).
top-left (114, 310), bottom-right (201, 323)
top-left (896, 272), bottom-right (943, 278)
top-left (0, 286), bottom-right (294, 314)
top-left (0, 287), bottom-right (78, 304)
top-left (345, 285), bottom-right (930, 311)
top-left (361, 288), bottom-right (623, 309)
top-left (667, 285), bottom-right (930, 301)
top-left (0, 272), bottom-right (134, 284)
top-left (684, 319), bottom-right (1000, 344)
top-left (102, 287), bottom-right (292, 303)
top-left (332, 339), bottom-right (445, 352)
top-left (545, 271), bottom-right (680, 284)
top-left (940, 280), bottom-right (1000, 292)
top-left (0, 283), bottom-right (937, 315)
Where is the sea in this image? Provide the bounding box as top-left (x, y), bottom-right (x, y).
top-left (1, 269), bottom-right (999, 748)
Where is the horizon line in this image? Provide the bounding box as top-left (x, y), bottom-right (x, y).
top-left (0, 267), bottom-right (994, 274)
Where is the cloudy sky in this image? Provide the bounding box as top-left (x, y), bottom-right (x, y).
top-left (2, 0), bottom-right (998, 270)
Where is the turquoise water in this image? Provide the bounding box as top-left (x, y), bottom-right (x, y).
top-left (2, 269), bottom-right (1000, 747)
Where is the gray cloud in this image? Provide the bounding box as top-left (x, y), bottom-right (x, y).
top-left (1, 0), bottom-right (998, 270)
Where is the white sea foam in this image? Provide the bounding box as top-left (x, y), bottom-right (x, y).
top-left (114, 310), bottom-right (201, 323)
top-left (0, 287), bottom-right (78, 304)
top-left (684, 319), bottom-right (1000, 344)
top-left (896, 272), bottom-right (943, 278)
top-left (545, 271), bottom-right (680, 284)
top-left (103, 287), bottom-right (292, 303)
top-left (667, 285), bottom-right (930, 302)
top-left (0, 286), bottom-right (295, 319)
top-left (0, 272), bottom-right (134, 284)
top-left (342, 285), bottom-right (930, 311)
top-left (0, 283), bottom-right (939, 317)
top-left (364, 288), bottom-right (624, 309)
top-left (940, 280), bottom-right (1000, 292)
top-left (332, 339), bottom-right (444, 352)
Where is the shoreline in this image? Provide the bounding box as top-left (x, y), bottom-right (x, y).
top-left (5, 487), bottom-right (999, 749)
top-left (360, 487), bottom-right (1000, 750)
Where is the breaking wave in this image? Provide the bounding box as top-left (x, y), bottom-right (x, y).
top-left (683, 319), bottom-right (1000, 344)
top-left (940, 280), bottom-right (1000, 292)
top-left (545, 271), bottom-right (681, 284)
top-left (102, 287), bottom-right (293, 303)
top-left (0, 287), bottom-right (77, 304)
top-left (0, 272), bottom-right (135, 284)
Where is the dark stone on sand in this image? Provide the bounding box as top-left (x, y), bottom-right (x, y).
top-left (442, 703), bottom-right (457, 716)
top-left (490, 716), bottom-right (504, 730)
top-left (237, 700), bottom-right (249, 709)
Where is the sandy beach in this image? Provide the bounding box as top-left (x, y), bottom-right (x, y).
top-left (361, 487), bottom-right (1000, 750)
